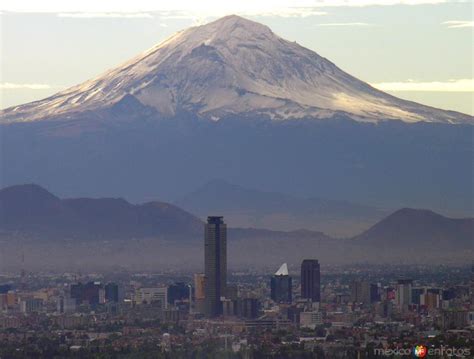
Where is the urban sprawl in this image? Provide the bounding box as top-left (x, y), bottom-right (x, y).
top-left (0, 217), bottom-right (473, 358)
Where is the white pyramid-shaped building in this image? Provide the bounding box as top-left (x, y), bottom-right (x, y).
top-left (275, 263), bottom-right (289, 276)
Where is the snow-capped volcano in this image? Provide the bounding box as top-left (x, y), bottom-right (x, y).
top-left (1, 15), bottom-right (472, 124)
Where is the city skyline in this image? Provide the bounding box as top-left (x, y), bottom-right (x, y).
top-left (0, 1), bottom-right (472, 356)
top-left (0, 259), bottom-right (472, 357)
top-left (0, 213), bottom-right (472, 357)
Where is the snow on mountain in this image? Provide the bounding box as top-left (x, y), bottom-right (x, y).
top-left (1, 15), bottom-right (472, 124)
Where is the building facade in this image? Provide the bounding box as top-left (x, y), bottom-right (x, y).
top-left (133, 287), bottom-right (168, 309)
top-left (301, 259), bottom-right (321, 302)
top-left (396, 279), bottom-right (413, 310)
top-left (350, 281), bottom-right (379, 305)
top-left (167, 282), bottom-right (190, 305)
top-left (271, 263), bottom-right (292, 303)
top-left (105, 283), bottom-right (119, 303)
top-left (204, 216), bottom-right (227, 317)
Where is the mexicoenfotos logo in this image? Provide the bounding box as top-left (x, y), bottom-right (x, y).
top-left (413, 345), bottom-right (427, 358)
top-left (374, 345), bottom-right (471, 357)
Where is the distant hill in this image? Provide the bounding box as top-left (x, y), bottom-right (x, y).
top-left (229, 227), bottom-right (330, 241)
top-left (176, 179), bottom-right (388, 237)
top-left (229, 209), bottom-right (473, 266)
top-left (0, 184), bottom-right (203, 240)
top-left (353, 208), bottom-right (473, 250)
top-left (0, 184), bottom-right (472, 269)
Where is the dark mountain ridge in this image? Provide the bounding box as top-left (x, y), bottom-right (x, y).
top-left (353, 207), bottom-right (473, 249)
top-left (1, 184), bottom-right (471, 248)
top-left (0, 184), bottom-right (472, 269)
top-left (0, 184), bottom-right (203, 240)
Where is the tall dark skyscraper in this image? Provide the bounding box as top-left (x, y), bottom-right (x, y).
top-left (105, 282), bottom-right (119, 303)
top-left (204, 216), bottom-right (227, 317)
top-left (470, 262), bottom-right (474, 309)
top-left (301, 259), bottom-right (321, 302)
top-left (271, 263), bottom-right (292, 303)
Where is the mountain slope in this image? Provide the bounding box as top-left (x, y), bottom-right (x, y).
top-left (0, 16), bottom-right (472, 215)
top-left (0, 185), bottom-right (472, 268)
top-left (175, 179), bottom-right (388, 237)
top-left (353, 208), bottom-right (474, 249)
top-left (1, 15), bottom-right (471, 124)
top-left (0, 184), bottom-right (203, 240)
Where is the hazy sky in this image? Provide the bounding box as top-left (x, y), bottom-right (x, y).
top-left (1, 0), bottom-right (472, 114)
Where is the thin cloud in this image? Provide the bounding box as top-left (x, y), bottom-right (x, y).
top-left (442, 20), bottom-right (474, 28)
top-left (259, 8), bottom-right (327, 17)
top-left (0, 0), bottom-right (463, 17)
top-left (0, 83), bottom-right (63, 90)
top-left (371, 79), bottom-right (474, 92)
top-left (317, 22), bottom-right (373, 26)
top-left (57, 12), bottom-right (154, 19)
top-left (309, 0), bottom-right (458, 5)
top-left (155, 8), bottom-right (327, 20)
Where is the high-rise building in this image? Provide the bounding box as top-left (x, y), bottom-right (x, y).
top-left (6, 292), bottom-right (17, 307)
top-left (226, 284), bottom-right (239, 301)
top-left (350, 281), bottom-right (369, 304)
top-left (370, 284), bottom-right (380, 303)
top-left (350, 281), bottom-right (379, 305)
top-left (70, 283), bottom-right (84, 305)
top-left (167, 282), bottom-right (190, 305)
top-left (20, 298), bottom-right (43, 313)
top-left (421, 290), bottom-right (440, 310)
top-left (411, 287), bottom-right (425, 305)
top-left (0, 285), bottom-right (11, 294)
top-left (396, 279), bottom-right (413, 310)
top-left (204, 216), bottom-right (227, 317)
top-left (222, 298), bottom-right (235, 317)
top-left (57, 295), bottom-right (76, 314)
top-left (194, 273), bottom-right (206, 314)
top-left (301, 259), bottom-right (320, 302)
top-left (239, 298), bottom-right (259, 319)
top-left (270, 263), bottom-right (292, 303)
top-left (194, 274), bottom-right (206, 300)
top-left (133, 287), bottom-right (168, 309)
top-left (105, 283), bottom-right (119, 303)
top-left (470, 262), bottom-right (474, 309)
top-left (70, 282), bottom-right (103, 306)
